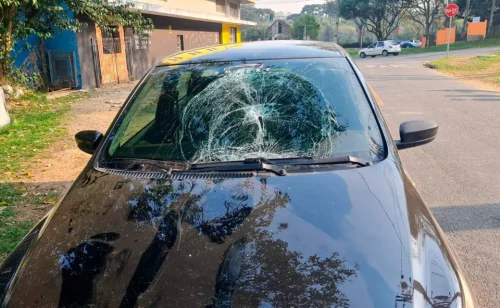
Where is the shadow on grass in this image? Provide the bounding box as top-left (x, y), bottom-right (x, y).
top-left (0, 180), bottom-right (74, 263)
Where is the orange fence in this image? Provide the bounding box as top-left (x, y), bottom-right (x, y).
top-left (421, 35), bottom-right (427, 48)
top-left (467, 20), bottom-right (487, 37)
top-left (436, 27), bottom-right (456, 46)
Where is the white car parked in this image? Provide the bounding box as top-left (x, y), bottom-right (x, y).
top-left (409, 39), bottom-right (422, 47)
top-left (358, 40), bottom-right (401, 58)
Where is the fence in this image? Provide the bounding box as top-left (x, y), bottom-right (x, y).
top-left (435, 28), bottom-right (456, 46)
top-left (467, 21), bottom-right (488, 41)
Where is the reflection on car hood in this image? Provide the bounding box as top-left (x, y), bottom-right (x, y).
top-left (3, 160), bottom-right (466, 307)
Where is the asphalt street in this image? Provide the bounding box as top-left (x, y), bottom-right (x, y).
top-left (354, 47), bottom-right (500, 308)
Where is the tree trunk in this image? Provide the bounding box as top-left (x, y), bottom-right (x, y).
top-left (461, 18), bottom-right (469, 37)
top-left (425, 24), bottom-right (432, 47)
top-left (359, 27), bottom-right (363, 48)
top-left (461, 0), bottom-right (471, 37)
top-left (0, 6), bottom-right (16, 84)
top-left (488, 0), bottom-right (496, 36)
top-left (38, 38), bottom-right (50, 91)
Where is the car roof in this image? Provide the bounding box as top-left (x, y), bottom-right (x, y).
top-left (159, 40), bottom-right (346, 66)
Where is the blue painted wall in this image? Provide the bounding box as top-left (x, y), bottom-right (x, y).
top-left (12, 8), bottom-right (82, 89)
top-left (13, 35), bottom-right (39, 68)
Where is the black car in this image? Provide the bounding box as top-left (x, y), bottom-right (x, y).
top-left (0, 41), bottom-right (475, 307)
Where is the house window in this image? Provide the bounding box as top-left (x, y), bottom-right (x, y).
top-left (278, 22), bottom-right (282, 34)
top-left (102, 26), bottom-right (122, 54)
top-left (216, 0), bottom-right (226, 13)
top-left (229, 2), bottom-right (238, 18)
top-left (230, 27), bottom-right (237, 43)
top-left (177, 35), bottom-right (184, 51)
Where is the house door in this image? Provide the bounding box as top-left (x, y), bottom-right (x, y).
top-left (96, 25), bottom-right (130, 84)
top-left (230, 27), bottom-right (237, 43)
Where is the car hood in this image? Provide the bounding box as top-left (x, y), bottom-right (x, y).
top-left (2, 160), bottom-right (469, 307)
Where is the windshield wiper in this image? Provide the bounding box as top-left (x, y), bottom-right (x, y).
top-left (271, 155), bottom-right (373, 167)
top-left (189, 158), bottom-right (287, 176)
top-left (105, 158), bottom-right (186, 173)
top-left (189, 156), bottom-right (372, 175)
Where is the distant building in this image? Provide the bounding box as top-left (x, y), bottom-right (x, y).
top-left (268, 20), bottom-right (292, 40)
top-left (14, 0), bottom-right (256, 89)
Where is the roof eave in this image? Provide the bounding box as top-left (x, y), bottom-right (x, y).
top-left (127, 6), bottom-right (256, 26)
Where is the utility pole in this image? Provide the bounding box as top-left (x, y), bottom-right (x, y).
top-left (335, 0), bottom-right (340, 43)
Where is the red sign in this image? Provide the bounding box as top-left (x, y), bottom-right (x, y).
top-left (445, 4), bottom-right (459, 17)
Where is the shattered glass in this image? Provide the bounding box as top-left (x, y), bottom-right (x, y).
top-left (106, 59), bottom-right (384, 164)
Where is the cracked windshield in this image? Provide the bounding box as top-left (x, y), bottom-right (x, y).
top-left (106, 59), bottom-right (384, 163)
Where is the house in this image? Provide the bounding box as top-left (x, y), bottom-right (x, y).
top-left (14, 0), bottom-right (256, 89)
top-left (267, 20), bottom-right (292, 40)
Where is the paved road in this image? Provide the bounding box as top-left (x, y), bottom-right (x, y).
top-left (355, 47), bottom-right (500, 308)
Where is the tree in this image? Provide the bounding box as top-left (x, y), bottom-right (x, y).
top-left (325, 0), bottom-right (339, 21)
top-left (408, 0), bottom-right (444, 46)
top-left (300, 2), bottom-right (340, 22)
top-left (240, 4), bottom-right (275, 23)
top-left (301, 4), bottom-right (326, 17)
top-left (292, 14), bottom-right (320, 40)
top-left (242, 25), bottom-right (270, 41)
top-left (0, 0), bottom-right (153, 84)
top-left (340, 0), bottom-right (412, 40)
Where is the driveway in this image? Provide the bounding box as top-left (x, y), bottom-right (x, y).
top-left (354, 47), bottom-right (500, 308)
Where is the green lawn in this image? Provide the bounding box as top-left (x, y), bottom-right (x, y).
top-left (0, 184), bottom-right (35, 260)
top-left (428, 52), bottom-right (500, 85)
top-left (346, 38), bottom-right (500, 58)
top-left (0, 93), bottom-right (88, 175)
top-left (0, 91), bottom-right (88, 263)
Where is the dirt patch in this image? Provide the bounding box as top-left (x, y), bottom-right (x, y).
top-left (16, 82), bottom-right (137, 221)
top-left (423, 63), bottom-right (438, 69)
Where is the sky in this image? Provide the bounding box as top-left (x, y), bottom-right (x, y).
top-left (254, 0), bottom-right (326, 15)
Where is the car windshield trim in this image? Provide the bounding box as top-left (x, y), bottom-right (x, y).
top-left (156, 56), bottom-right (346, 68)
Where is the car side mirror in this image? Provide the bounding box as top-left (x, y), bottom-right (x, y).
top-left (75, 130), bottom-right (103, 154)
top-left (396, 120), bottom-right (438, 150)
